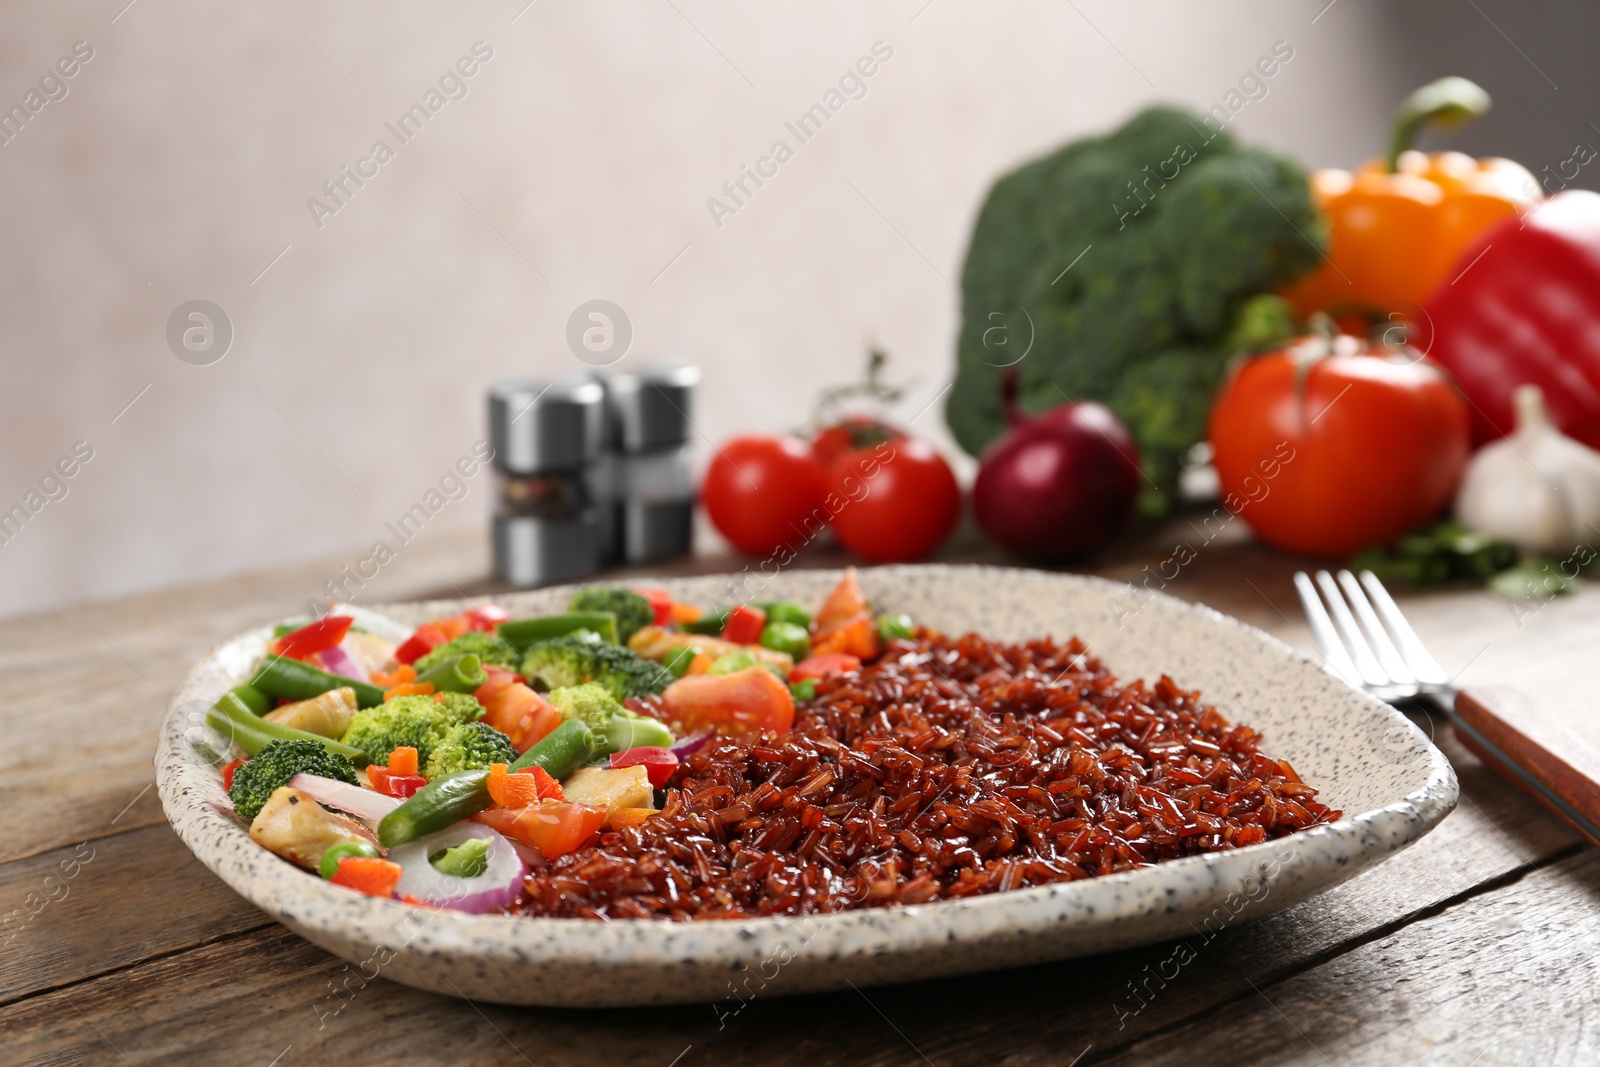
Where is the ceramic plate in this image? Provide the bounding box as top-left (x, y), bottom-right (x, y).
top-left (155, 565), bottom-right (1457, 1006)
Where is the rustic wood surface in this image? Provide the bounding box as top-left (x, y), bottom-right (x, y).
top-left (3, 522), bottom-right (1596, 1067)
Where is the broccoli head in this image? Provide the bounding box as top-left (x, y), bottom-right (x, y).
top-left (546, 683), bottom-right (674, 753)
top-left (949, 105), bottom-right (1321, 511)
top-left (521, 634), bottom-right (672, 701)
top-left (424, 721), bottom-right (517, 778)
top-left (433, 691), bottom-right (486, 725)
top-left (341, 696), bottom-right (452, 766)
top-left (567, 586), bottom-right (653, 643)
top-left (413, 631), bottom-right (522, 673)
top-left (229, 738), bottom-right (358, 819)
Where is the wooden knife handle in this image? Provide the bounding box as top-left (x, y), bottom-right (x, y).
top-left (1454, 686), bottom-right (1600, 849)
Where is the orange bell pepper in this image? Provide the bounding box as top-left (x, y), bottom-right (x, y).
top-left (1284, 76), bottom-right (1540, 323)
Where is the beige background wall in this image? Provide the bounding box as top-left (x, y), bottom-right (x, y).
top-left (0, 1), bottom-right (1401, 619)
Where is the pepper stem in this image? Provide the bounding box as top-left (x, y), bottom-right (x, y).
top-left (1385, 76), bottom-right (1491, 172)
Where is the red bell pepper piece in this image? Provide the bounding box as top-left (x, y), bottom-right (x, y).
top-left (636, 587), bottom-right (674, 627)
top-left (609, 746), bottom-right (679, 788)
top-left (273, 615), bottom-right (354, 660)
top-left (395, 621), bottom-right (449, 665)
top-left (462, 605), bottom-right (509, 633)
top-left (720, 604), bottom-right (767, 645)
top-left (367, 765), bottom-right (427, 798)
top-left (221, 758), bottom-right (245, 791)
top-left (1420, 190), bottom-right (1600, 450)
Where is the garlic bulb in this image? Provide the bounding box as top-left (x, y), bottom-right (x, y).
top-left (1455, 384), bottom-right (1600, 555)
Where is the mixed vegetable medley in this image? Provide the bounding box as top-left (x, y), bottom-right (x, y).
top-left (209, 575), bottom-right (892, 913)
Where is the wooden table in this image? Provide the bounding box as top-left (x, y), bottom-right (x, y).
top-left (6, 525), bottom-right (1598, 1066)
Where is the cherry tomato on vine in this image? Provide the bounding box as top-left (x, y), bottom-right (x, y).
top-left (827, 437), bottom-right (960, 562)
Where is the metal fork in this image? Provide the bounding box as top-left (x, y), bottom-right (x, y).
top-left (1293, 568), bottom-right (1452, 710)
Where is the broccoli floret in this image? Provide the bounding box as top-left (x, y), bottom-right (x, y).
top-left (228, 738), bottom-right (358, 820)
top-left (433, 691), bottom-right (485, 725)
top-left (424, 721), bottom-right (516, 778)
top-left (521, 635), bottom-right (672, 701)
top-left (948, 105), bottom-right (1320, 511)
top-left (546, 683), bottom-right (674, 754)
top-left (567, 586), bottom-right (653, 643)
top-left (413, 632), bottom-right (521, 673)
top-left (341, 696), bottom-right (454, 766)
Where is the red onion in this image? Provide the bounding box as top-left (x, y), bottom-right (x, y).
top-left (319, 644), bottom-right (369, 683)
top-left (389, 822), bottom-right (526, 913)
top-left (669, 728), bottom-right (715, 759)
top-left (288, 773), bottom-right (402, 822)
top-left (973, 371), bottom-right (1143, 560)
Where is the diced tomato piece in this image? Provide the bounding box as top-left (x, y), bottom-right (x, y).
top-left (812, 613), bottom-right (878, 659)
top-left (661, 666), bottom-right (795, 736)
top-left (476, 678), bottom-right (563, 752)
top-left (474, 802), bottom-right (605, 858)
top-left (367, 765), bottom-right (427, 798)
top-left (221, 758), bottom-right (245, 791)
top-left (331, 856), bottom-right (403, 898)
top-left (395, 622), bottom-right (449, 665)
top-left (669, 602), bottom-right (703, 626)
top-left (635, 587), bottom-right (675, 627)
top-left (274, 615), bottom-right (355, 660)
top-left (609, 746), bottom-right (679, 788)
top-left (387, 746), bottom-right (419, 776)
top-left (721, 604), bottom-right (767, 645)
top-left (610, 808), bottom-right (658, 830)
top-left (462, 605), bottom-right (509, 632)
top-left (816, 567), bottom-right (870, 631)
top-left (789, 653), bottom-right (862, 682)
top-left (486, 763), bottom-right (565, 807)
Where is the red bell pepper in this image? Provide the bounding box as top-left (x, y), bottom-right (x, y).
top-left (273, 615), bottom-right (353, 661)
top-left (462, 605), bottom-right (509, 633)
top-left (636, 587), bottom-right (674, 627)
top-left (1420, 190), bottom-right (1600, 450)
top-left (609, 746), bottom-right (679, 788)
top-left (720, 604), bottom-right (767, 645)
top-left (367, 765), bottom-right (427, 798)
top-left (221, 758), bottom-right (245, 791)
top-left (395, 621), bottom-right (449, 665)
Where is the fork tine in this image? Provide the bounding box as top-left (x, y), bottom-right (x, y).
top-left (1293, 571), bottom-right (1364, 687)
top-left (1314, 570), bottom-right (1390, 686)
top-left (1336, 569), bottom-right (1416, 684)
top-left (1357, 570), bottom-right (1449, 685)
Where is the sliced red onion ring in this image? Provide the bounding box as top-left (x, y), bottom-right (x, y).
top-left (389, 822), bottom-right (526, 914)
top-left (669, 728), bottom-right (715, 759)
top-left (318, 644), bottom-right (369, 684)
top-left (289, 773), bottom-right (402, 822)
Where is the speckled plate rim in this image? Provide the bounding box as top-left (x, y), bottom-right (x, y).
top-left (156, 564), bottom-right (1458, 1003)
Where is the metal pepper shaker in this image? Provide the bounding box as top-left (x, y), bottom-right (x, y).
top-left (599, 364), bottom-right (699, 564)
top-left (488, 375), bottom-right (605, 586)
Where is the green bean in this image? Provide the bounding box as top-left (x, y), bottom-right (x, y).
top-left (229, 684), bottom-right (272, 716)
top-left (377, 769), bottom-right (492, 848)
top-left (206, 692), bottom-right (366, 763)
top-left (497, 612), bottom-right (618, 649)
top-left (250, 654), bottom-right (385, 708)
top-left (757, 601), bottom-right (812, 629)
top-left (662, 646), bottom-right (697, 678)
top-left (680, 608), bottom-right (731, 635)
top-left (760, 621), bottom-right (811, 661)
top-left (414, 653), bottom-right (486, 694)
top-left (509, 719), bottom-right (595, 779)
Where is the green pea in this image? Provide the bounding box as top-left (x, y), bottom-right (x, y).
top-left (319, 839), bottom-right (380, 880)
top-left (757, 601), bottom-right (811, 629)
top-left (877, 613), bottom-right (914, 642)
top-left (760, 621), bottom-right (811, 661)
top-left (790, 678), bottom-right (818, 702)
